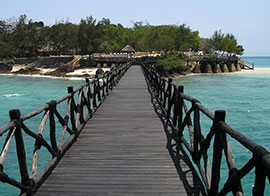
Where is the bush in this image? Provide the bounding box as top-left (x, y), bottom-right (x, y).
top-left (156, 52), bottom-right (187, 75)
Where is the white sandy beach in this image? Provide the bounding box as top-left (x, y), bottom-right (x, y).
top-left (238, 68), bottom-right (270, 74)
top-left (11, 65), bottom-right (28, 72)
top-left (10, 64), bottom-right (111, 77)
top-left (9, 65), bottom-right (270, 79)
top-left (66, 68), bottom-right (111, 76)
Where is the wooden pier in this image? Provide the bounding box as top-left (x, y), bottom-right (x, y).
top-left (35, 65), bottom-right (205, 195)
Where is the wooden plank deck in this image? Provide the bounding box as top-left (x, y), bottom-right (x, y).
top-left (36, 65), bottom-right (206, 196)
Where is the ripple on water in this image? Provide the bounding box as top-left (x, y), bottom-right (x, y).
top-left (174, 70), bottom-right (270, 195)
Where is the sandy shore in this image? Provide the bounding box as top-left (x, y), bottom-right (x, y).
top-left (9, 65), bottom-right (270, 79)
top-left (11, 65), bottom-right (28, 72)
top-left (237, 68), bottom-right (270, 74)
top-left (66, 68), bottom-right (110, 76)
top-left (10, 65), bottom-right (111, 77)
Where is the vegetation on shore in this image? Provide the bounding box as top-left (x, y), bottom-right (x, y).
top-left (156, 52), bottom-right (187, 76)
top-left (0, 15), bottom-right (244, 59)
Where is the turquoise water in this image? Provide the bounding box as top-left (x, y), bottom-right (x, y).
top-left (0, 75), bottom-right (82, 195)
top-left (1, 57), bottom-right (270, 195)
top-left (242, 56), bottom-right (270, 68)
top-left (0, 75), bottom-right (83, 127)
top-left (174, 56), bottom-right (270, 195)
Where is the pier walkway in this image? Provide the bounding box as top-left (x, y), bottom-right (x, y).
top-left (36, 65), bottom-right (205, 195)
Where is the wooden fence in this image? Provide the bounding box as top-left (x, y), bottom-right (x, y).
top-left (141, 62), bottom-right (270, 196)
top-left (0, 62), bottom-right (131, 195)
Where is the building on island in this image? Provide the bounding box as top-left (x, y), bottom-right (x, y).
top-left (121, 45), bottom-right (135, 58)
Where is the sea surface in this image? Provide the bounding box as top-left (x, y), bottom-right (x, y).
top-left (173, 56), bottom-right (270, 195)
top-left (1, 57), bottom-right (270, 195)
top-left (0, 75), bottom-right (82, 195)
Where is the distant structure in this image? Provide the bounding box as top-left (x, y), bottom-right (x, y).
top-left (121, 45), bottom-right (135, 58)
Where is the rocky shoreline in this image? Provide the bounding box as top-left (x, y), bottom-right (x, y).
top-left (0, 57), bottom-right (110, 78)
top-left (0, 56), bottom-right (250, 78)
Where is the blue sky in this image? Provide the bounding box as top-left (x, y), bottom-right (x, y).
top-left (1, 0), bottom-right (270, 56)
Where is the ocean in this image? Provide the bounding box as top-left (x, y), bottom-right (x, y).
top-left (1, 57), bottom-right (270, 195)
top-left (0, 75), bottom-right (82, 195)
top-left (173, 56), bottom-right (270, 195)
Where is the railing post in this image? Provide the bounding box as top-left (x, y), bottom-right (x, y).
top-left (167, 78), bottom-right (173, 122)
top-left (105, 73), bottom-right (109, 95)
top-left (252, 146), bottom-right (268, 195)
top-left (109, 70), bottom-right (113, 90)
top-left (208, 110), bottom-right (225, 196)
top-left (47, 100), bottom-right (59, 154)
top-left (157, 75), bottom-right (161, 99)
top-left (78, 89), bottom-right (85, 125)
top-left (102, 77), bottom-right (105, 98)
top-left (68, 86), bottom-right (77, 132)
top-left (192, 99), bottom-right (201, 162)
top-left (177, 86), bottom-right (184, 136)
top-left (95, 75), bottom-right (101, 102)
top-left (85, 78), bottom-right (92, 116)
top-left (92, 80), bottom-right (97, 108)
top-left (172, 86), bottom-right (179, 126)
top-left (9, 109), bottom-right (31, 195)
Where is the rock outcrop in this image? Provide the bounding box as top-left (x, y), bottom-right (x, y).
top-left (0, 59), bottom-right (14, 73)
top-left (236, 63), bottom-right (242, 71)
top-left (0, 63), bottom-right (13, 73)
top-left (205, 64), bottom-right (213, 73)
top-left (221, 64), bottom-right (229, 72)
top-left (14, 66), bottom-right (40, 74)
top-left (192, 64), bottom-right (201, 73)
top-left (228, 63), bottom-right (237, 72)
top-left (213, 63), bottom-right (222, 73)
top-left (46, 65), bottom-right (75, 77)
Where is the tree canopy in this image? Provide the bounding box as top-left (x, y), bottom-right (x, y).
top-left (210, 30), bottom-right (244, 55)
top-left (0, 15), bottom-right (244, 59)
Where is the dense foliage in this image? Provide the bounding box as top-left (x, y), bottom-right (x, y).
top-left (156, 52), bottom-right (187, 75)
top-left (210, 30), bottom-right (244, 55)
top-left (0, 15), bottom-right (244, 58)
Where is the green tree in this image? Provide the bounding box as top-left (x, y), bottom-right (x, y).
top-left (102, 23), bottom-right (134, 52)
top-left (156, 51), bottom-right (187, 75)
top-left (50, 22), bottom-right (78, 54)
top-left (222, 34), bottom-right (244, 55)
top-left (133, 24), bottom-right (148, 51)
top-left (99, 18), bottom-right (111, 26)
top-left (210, 30), bottom-right (224, 52)
top-left (132, 24), bottom-right (201, 52)
top-left (200, 38), bottom-right (212, 54)
top-left (175, 24), bottom-right (201, 51)
top-left (13, 15), bottom-right (45, 57)
top-left (0, 20), bottom-right (16, 58)
top-left (210, 30), bottom-right (244, 55)
top-left (78, 16), bottom-right (104, 54)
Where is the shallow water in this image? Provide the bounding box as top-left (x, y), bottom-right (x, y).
top-left (1, 57), bottom-right (270, 195)
top-left (173, 56), bottom-right (270, 195)
top-left (0, 75), bottom-right (82, 195)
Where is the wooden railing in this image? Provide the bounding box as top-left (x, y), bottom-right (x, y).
top-left (0, 62), bottom-right (131, 195)
top-left (142, 62), bottom-right (270, 196)
top-left (239, 58), bottom-right (254, 69)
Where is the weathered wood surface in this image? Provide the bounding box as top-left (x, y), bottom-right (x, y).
top-left (36, 65), bottom-right (205, 196)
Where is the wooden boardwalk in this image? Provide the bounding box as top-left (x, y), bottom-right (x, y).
top-left (36, 65), bottom-right (206, 196)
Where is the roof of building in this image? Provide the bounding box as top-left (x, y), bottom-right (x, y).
top-left (121, 45), bottom-right (135, 53)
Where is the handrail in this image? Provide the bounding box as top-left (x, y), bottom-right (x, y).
top-left (0, 62), bottom-right (131, 195)
top-left (239, 58), bottom-right (254, 69)
top-left (141, 61), bottom-right (270, 196)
